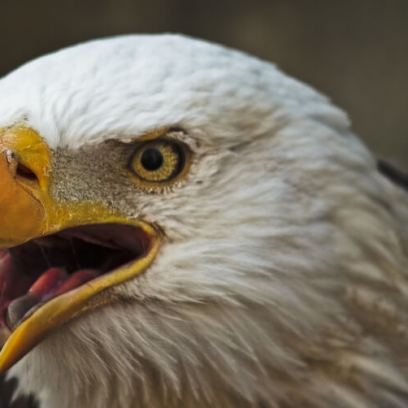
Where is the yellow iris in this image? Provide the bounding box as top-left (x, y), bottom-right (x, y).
top-left (130, 140), bottom-right (182, 183)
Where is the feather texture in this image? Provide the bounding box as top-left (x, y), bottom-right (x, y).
top-left (0, 375), bottom-right (38, 408)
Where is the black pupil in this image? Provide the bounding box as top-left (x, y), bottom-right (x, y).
top-left (141, 148), bottom-right (164, 171)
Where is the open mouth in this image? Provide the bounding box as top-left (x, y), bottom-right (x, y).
top-left (0, 224), bottom-right (153, 332)
top-left (0, 126), bottom-right (166, 373)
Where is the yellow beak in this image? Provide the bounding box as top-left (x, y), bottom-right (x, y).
top-left (0, 126), bottom-right (161, 374)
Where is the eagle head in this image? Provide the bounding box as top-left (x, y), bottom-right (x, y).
top-left (0, 35), bottom-right (407, 408)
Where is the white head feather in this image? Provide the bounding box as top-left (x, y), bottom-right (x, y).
top-left (1, 34), bottom-right (408, 408)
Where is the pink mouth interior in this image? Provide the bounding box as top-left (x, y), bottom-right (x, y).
top-left (0, 224), bottom-right (150, 332)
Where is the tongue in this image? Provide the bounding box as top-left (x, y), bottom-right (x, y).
top-left (29, 267), bottom-right (68, 299)
top-left (6, 268), bottom-right (67, 329)
top-left (52, 269), bottom-right (99, 297)
top-left (6, 267), bottom-right (98, 329)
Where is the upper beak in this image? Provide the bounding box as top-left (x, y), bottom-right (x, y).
top-left (0, 126), bottom-right (161, 374)
top-left (0, 125), bottom-right (126, 245)
top-left (0, 126), bottom-right (51, 248)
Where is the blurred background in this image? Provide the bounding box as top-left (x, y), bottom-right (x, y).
top-left (0, 0), bottom-right (407, 167)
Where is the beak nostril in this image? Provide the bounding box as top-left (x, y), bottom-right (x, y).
top-left (6, 147), bottom-right (39, 183)
top-left (6, 150), bottom-right (15, 164)
top-left (16, 163), bottom-right (39, 183)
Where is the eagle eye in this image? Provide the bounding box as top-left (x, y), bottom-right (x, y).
top-left (130, 140), bottom-right (184, 183)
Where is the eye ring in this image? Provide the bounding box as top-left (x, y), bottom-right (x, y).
top-left (129, 140), bottom-right (185, 183)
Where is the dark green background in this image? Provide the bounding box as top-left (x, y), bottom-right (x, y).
top-left (0, 0), bottom-right (407, 166)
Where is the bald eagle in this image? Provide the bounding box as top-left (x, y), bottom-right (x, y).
top-left (0, 35), bottom-right (408, 408)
